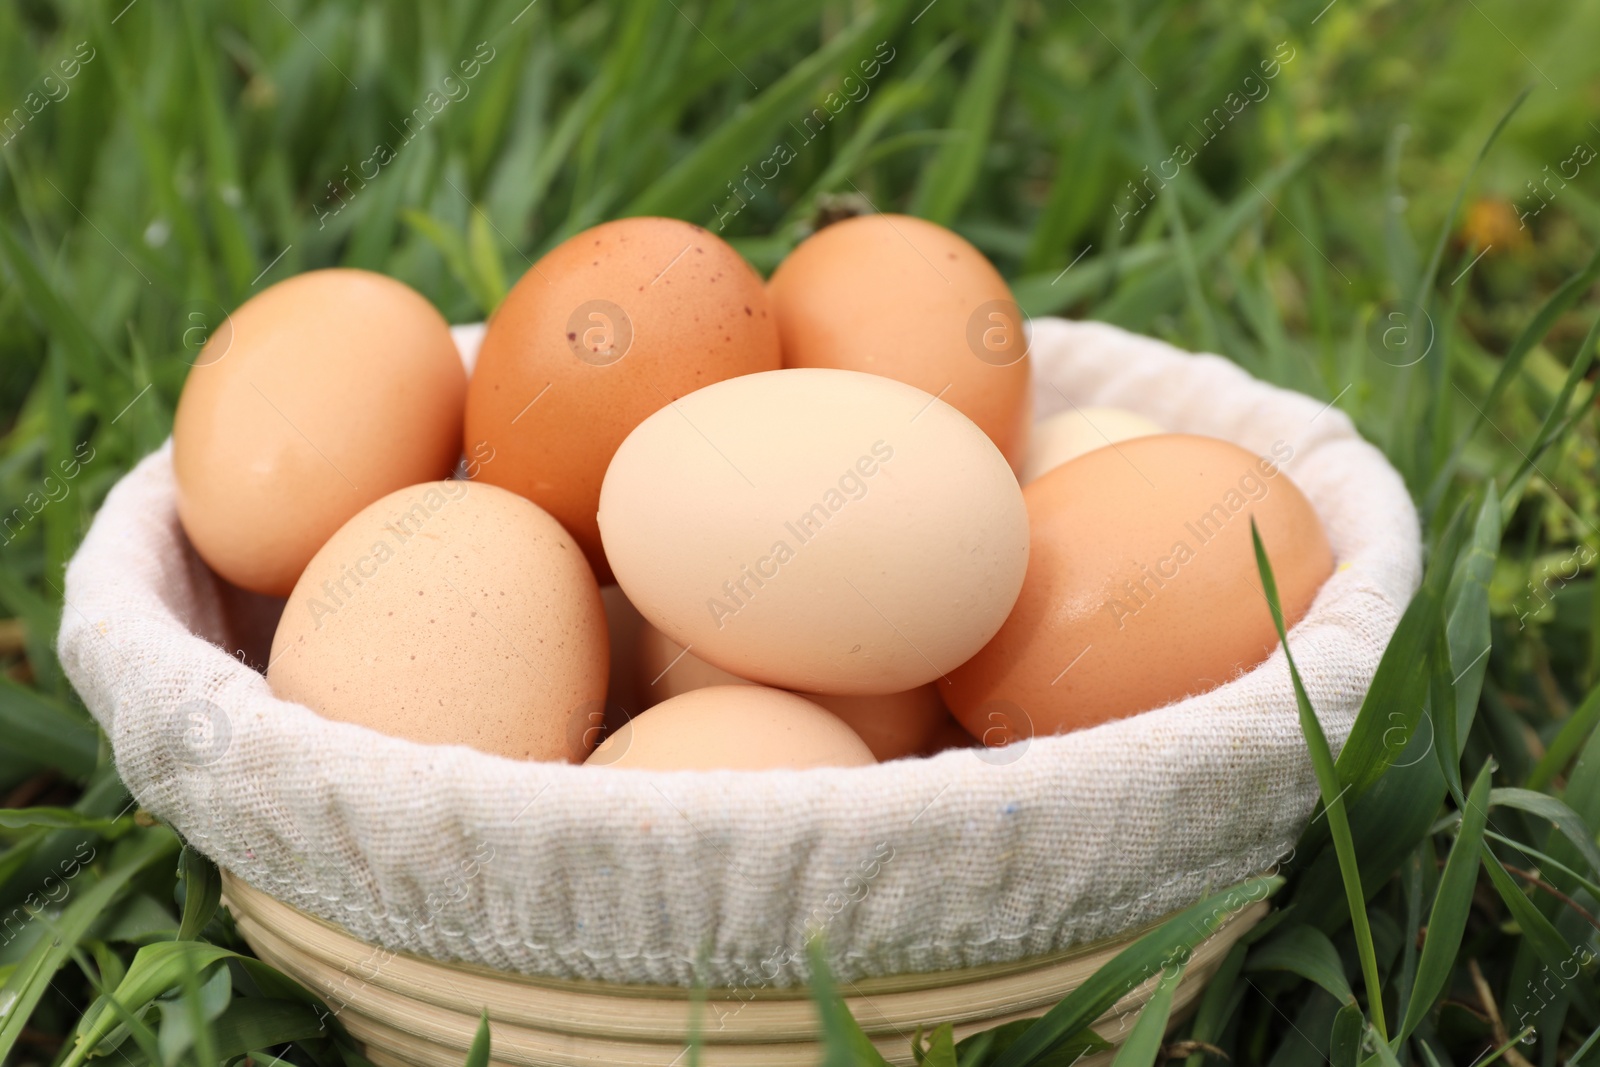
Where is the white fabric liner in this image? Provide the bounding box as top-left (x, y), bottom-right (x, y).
top-left (59, 318), bottom-right (1420, 988)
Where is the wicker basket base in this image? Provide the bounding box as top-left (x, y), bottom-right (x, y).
top-left (223, 873), bottom-right (1264, 1067)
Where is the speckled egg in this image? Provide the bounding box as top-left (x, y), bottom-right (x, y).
top-left (464, 218), bottom-right (781, 582)
top-left (267, 480), bottom-right (607, 762)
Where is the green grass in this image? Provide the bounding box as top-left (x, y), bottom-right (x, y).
top-left (1, 0), bottom-right (1598, 1064)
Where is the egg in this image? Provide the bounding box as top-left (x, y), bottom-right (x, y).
top-left (803, 686), bottom-right (954, 762)
top-left (945, 435), bottom-right (1332, 738)
top-left (767, 213), bottom-right (1031, 471)
top-left (267, 480), bottom-right (608, 762)
top-left (587, 686), bottom-right (875, 770)
top-left (598, 368), bottom-right (1028, 695)
top-left (634, 622), bottom-right (947, 760)
top-left (600, 584), bottom-right (647, 721)
top-left (636, 621), bottom-right (754, 707)
top-left (1022, 407), bottom-right (1163, 484)
top-left (923, 715), bottom-right (981, 756)
top-left (173, 269), bottom-right (466, 596)
top-left (464, 218), bottom-right (781, 582)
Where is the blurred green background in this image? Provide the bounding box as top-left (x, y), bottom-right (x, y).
top-left (1, 1), bottom-right (1598, 1065)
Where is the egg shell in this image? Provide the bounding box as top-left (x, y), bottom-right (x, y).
top-left (802, 685), bottom-right (954, 762)
top-left (636, 620), bottom-right (755, 708)
top-left (587, 685), bottom-right (875, 770)
top-left (267, 480), bottom-right (608, 762)
top-left (600, 584), bottom-right (647, 722)
top-left (634, 622), bottom-right (948, 760)
top-left (464, 218), bottom-right (781, 583)
top-left (598, 368), bottom-right (1029, 695)
top-left (945, 434), bottom-right (1333, 738)
top-left (922, 714), bottom-right (982, 756)
top-left (173, 269), bottom-right (466, 596)
top-left (1022, 407), bottom-right (1164, 484)
top-left (768, 213), bottom-right (1031, 471)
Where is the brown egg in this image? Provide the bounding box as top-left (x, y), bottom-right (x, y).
top-left (600, 584), bottom-right (647, 721)
top-left (464, 218), bottom-right (781, 582)
top-left (268, 481), bottom-right (608, 762)
top-left (636, 621), bottom-right (756, 708)
top-left (922, 715), bottom-right (981, 756)
top-left (587, 686), bottom-right (875, 770)
top-left (173, 269), bottom-right (466, 596)
top-left (945, 435), bottom-right (1333, 738)
top-left (802, 686), bottom-right (955, 762)
top-left (767, 214), bottom-right (1031, 471)
top-left (634, 623), bottom-right (948, 760)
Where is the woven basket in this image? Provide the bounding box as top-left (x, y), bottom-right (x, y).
top-left (60, 316), bottom-right (1421, 1064)
top-left (223, 871), bottom-right (1266, 1066)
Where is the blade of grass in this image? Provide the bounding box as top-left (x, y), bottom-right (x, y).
top-left (1428, 624), bottom-right (1463, 806)
top-left (1108, 963), bottom-right (1183, 1067)
top-left (0, 219), bottom-right (128, 415)
top-left (0, 807), bottom-right (127, 833)
top-left (1127, 76), bottom-right (1218, 352)
top-left (1445, 487), bottom-right (1499, 746)
top-left (1245, 925), bottom-right (1354, 1005)
top-left (1502, 373), bottom-right (1600, 522)
top-left (1424, 240), bottom-right (1600, 517)
top-left (955, 1020), bottom-right (1109, 1067)
top-left (1502, 308), bottom-right (1599, 499)
top-left (917, 1023), bottom-right (959, 1066)
top-left (1395, 761), bottom-right (1493, 1043)
top-left (1181, 941), bottom-right (1245, 1067)
top-left (204, 998), bottom-right (331, 1061)
top-left (1408, 88), bottom-right (1527, 311)
top-left (625, 0), bottom-right (909, 220)
top-left (1480, 846), bottom-right (1597, 1008)
top-left (1023, 74), bottom-right (1122, 273)
top-left (1569, 1020), bottom-right (1600, 1065)
top-left (990, 874), bottom-right (1282, 1067)
top-left (780, 36), bottom-right (960, 232)
top-left (907, 0), bottom-right (1016, 225)
top-left (1483, 788), bottom-right (1600, 877)
top-left (1251, 518), bottom-right (1385, 1041)
top-left (176, 846), bottom-right (221, 942)
top-left (1015, 151), bottom-right (1310, 319)
top-left (464, 1010), bottom-right (491, 1067)
top-left (1090, 149), bottom-right (1312, 331)
top-left (1483, 831), bottom-right (1600, 900)
top-left (1380, 124), bottom-right (1419, 299)
top-left (1330, 1001), bottom-right (1364, 1067)
top-left (0, 827), bottom-right (178, 1061)
top-left (0, 678), bottom-right (98, 779)
top-left (1395, 844), bottom-right (1428, 1047)
top-left (1528, 682), bottom-right (1600, 791)
top-left (1331, 498), bottom-right (1472, 802)
top-left (60, 939), bottom-right (239, 1067)
top-left (808, 938), bottom-right (893, 1067)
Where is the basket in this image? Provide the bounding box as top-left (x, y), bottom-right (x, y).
top-left (59, 316), bottom-right (1421, 1057)
top-left (222, 871), bottom-right (1267, 1066)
